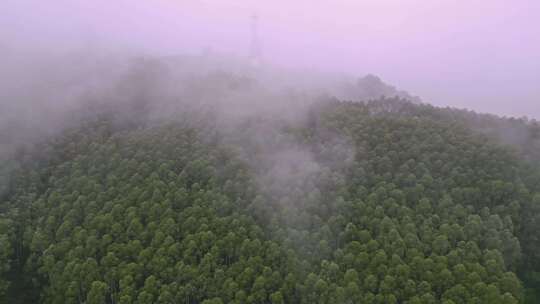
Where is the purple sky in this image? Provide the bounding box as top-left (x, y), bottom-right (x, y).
top-left (2, 0), bottom-right (539, 118)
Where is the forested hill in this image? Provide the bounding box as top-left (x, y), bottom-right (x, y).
top-left (1, 96), bottom-right (540, 304)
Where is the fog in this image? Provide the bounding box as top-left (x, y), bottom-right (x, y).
top-left (2, 0), bottom-right (538, 119)
top-left (2, 0), bottom-right (538, 196)
top-left (1, 2), bottom-right (539, 301)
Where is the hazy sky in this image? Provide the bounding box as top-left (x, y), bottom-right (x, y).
top-left (2, 0), bottom-right (539, 118)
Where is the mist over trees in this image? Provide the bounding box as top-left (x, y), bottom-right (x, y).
top-left (1, 53), bottom-right (540, 304)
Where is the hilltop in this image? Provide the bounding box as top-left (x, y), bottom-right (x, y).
top-left (0, 56), bottom-right (539, 304)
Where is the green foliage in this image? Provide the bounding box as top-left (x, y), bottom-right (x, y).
top-left (1, 97), bottom-right (539, 303)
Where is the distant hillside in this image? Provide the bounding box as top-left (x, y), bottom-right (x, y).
top-left (335, 74), bottom-right (421, 103)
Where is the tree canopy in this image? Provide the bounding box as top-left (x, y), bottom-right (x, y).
top-left (1, 97), bottom-right (539, 303)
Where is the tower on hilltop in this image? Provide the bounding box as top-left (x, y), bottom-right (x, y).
top-left (249, 14), bottom-right (262, 68)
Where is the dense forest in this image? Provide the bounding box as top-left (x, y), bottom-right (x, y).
top-left (1, 67), bottom-right (540, 303)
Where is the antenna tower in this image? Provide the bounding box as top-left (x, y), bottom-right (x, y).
top-left (249, 14), bottom-right (262, 67)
